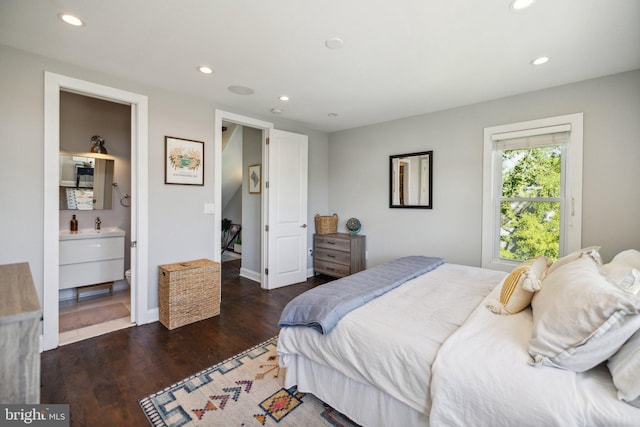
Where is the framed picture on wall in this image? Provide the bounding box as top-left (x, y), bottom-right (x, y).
top-left (165, 136), bottom-right (204, 185)
top-left (248, 163), bottom-right (261, 194)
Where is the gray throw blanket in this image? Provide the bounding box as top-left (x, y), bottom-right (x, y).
top-left (278, 255), bottom-right (444, 334)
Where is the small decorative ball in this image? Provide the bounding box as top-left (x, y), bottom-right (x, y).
top-left (346, 218), bottom-right (361, 236)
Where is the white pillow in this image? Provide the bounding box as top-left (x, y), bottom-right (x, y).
top-left (545, 245), bottom-right (601, 276)
top-left (604, 249), bottom-right (640, 295)
top-left (529, 254), bottom-right (640, 372)
top-left (610, 249), bottom-right (640, 266)
top-left (608, 330), bottom-right (640, 408)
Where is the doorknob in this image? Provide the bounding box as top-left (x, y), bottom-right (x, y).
top-left (301, 224), bottom-right (307, 228)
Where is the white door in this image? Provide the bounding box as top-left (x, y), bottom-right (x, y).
top-left (265, 129), bottom-right (308, 289)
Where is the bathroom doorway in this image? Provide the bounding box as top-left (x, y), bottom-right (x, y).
top-left (43, 72), bottom-right (150, 351)
top-left (57, 91), bottom-right (133, 345)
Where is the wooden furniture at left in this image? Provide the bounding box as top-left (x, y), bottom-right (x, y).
top-left (0, 262), bottom-right (41, 404)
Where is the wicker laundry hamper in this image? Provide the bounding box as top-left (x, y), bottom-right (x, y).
top-left (158, 259), bottom-right (220, 330)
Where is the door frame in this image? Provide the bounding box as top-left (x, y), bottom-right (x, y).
top-left (42, 72), bottom-right (149, 351)
top-left (214, 110), bottom-right (273, 287)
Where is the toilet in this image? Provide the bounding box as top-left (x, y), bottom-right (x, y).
top-left (125, 269), bottom-right (132, 286)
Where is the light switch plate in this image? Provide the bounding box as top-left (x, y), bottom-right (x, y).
top-left (204, 203), bottom-right (215, 214)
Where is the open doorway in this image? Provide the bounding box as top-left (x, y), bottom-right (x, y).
top-left (214, 110), bottom-right (309, 290)
top-left (57, 91), bottom-right (133, 345)
top-left (42, 72), bottom-right (149, 351)
top-left (220, 122), bottom-right (262, 280)
top-left (214, 111), bottom-right (272, 288)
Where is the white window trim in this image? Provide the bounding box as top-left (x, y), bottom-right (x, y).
top-left (481, 113), bottom-right (583, 272)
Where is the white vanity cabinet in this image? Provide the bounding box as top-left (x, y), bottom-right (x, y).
top-left (59, 228), bottom-right (125, 290)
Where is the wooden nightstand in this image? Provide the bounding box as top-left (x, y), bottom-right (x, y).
top-left (313, 233), bottom-right (366, 278)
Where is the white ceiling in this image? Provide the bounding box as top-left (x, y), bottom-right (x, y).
top-left (1, 0), bottom-right (638, 133)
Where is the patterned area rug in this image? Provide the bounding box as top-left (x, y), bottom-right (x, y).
top-left (139, 337), bottom-right (358, 426)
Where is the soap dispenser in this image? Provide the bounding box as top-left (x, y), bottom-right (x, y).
top-left (70, 215), bottom-right (78, 233)
top-left (95, 217), bottom-right (101, 231)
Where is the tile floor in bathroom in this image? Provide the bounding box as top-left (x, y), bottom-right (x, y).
top-left (58, 288), bottom-right (133, 346)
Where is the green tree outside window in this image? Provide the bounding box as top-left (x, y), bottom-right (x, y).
top-left (500, 146), bottom-right (561, 261)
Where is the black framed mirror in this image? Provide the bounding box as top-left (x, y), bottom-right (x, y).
top-left (389, 150), bottom-right (432, 209)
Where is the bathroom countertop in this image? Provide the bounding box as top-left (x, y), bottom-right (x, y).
top-left (59, 227), bottom-right (125, 240)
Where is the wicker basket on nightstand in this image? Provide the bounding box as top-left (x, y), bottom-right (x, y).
top-left (158, 259), bottom-right (220, 330)
top-left (314, 213), bottom-right (338, 234)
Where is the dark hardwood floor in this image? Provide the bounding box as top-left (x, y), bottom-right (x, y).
top-left (40, 260), bottom-right (330, 426)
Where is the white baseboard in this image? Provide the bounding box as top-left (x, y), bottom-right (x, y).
top-left (146, 307), bottom-right (159, 324)
top-left (239, 267), bottom-right (261, 283)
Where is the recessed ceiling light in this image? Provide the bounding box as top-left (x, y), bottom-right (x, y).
top-left (59, 13), bottom-right (84, 27)
top-left (510, 0), bottom-right (535, 11)
top-left (328, 113), bottom-right (338, 118)
top-left (228, 85), bottom-right (255, 95)
top-left (325, 37), bottom-right (344, 50)
top-left (270, 108), bottom-right (283, 114)
top-left (531, 56), bottom-right (549, 65)
top-left (198, 66), bottom-right (213, 74)
top-left (279, 95), bottom-right (290, 102)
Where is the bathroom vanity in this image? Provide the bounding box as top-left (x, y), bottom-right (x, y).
top-left (59, 228), bottom-right (125, 295)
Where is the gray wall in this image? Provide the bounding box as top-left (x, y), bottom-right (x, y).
top-left (222, 188), bottom-right (242, 232)
top-left (328, 70), bottom-right (640, 266)
top-left (241, 126), bottom-right (262, 275)
top-left (221, 124), bottom-right (243, 218)
top-left (0, 43), bottom-right (329, 313)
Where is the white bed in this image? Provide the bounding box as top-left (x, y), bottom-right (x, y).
top-left (277, 261), bottom-right (640, 427)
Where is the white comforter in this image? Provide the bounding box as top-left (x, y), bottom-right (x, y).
top-left (278, 263), bottom-right (506, 414)
top-left (430, 285), bottom-right (640, 427)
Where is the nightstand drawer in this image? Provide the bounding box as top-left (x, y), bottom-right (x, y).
top-left (314, 235), bottom-right (351, 252)
top-left (313, 233), bottom-right (366, 278)
top-left (315, 248), bottom-right (351, 266)
top-left (314, 260), bottom-right (351, 278)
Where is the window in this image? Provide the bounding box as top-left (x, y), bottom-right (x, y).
top-left (482, 113), bottom-right (583, 271)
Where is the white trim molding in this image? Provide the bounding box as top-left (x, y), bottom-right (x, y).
top-left (481, 113), bottom-right (583, 271)
top-left (43, 72), bottom-right (149, 351)
top-left (239, 268), bottom-right (261, 283)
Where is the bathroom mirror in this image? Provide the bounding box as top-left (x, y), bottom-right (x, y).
top-left (389, 150), bottom-right (433, 209)
top-left (59, 154), bottom-right (114, 210)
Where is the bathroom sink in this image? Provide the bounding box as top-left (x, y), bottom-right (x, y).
top-left (59, 227), bottom-right (125, 240)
